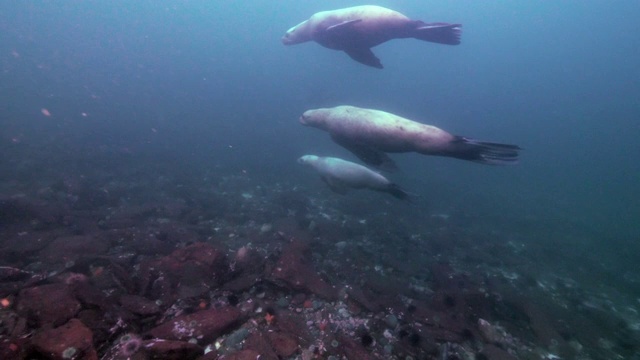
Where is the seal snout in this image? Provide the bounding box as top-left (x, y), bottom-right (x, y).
top-left (281, 35), bottom-right (294, 45)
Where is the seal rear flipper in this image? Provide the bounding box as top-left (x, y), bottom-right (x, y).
top-left (344, 47), bottom-right (383, 69)
top-left (448, 136), bottom-right (521, 165)
top-left (331, 135), bottom-right (397, 171)
top-left (412, 21), bottom-right (462, 45)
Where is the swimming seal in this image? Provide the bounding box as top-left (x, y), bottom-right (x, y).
top-left (282, 5), bottom-right (461, 68)
top-left (298, 155), bottom-right (410, 201)
top-left (300, 106), bottom-right (521, 171)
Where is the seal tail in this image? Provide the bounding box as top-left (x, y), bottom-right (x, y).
top-left (448, 136), bottom-right (521, 165)
top-left (412, 21), bottom-right (462, 45)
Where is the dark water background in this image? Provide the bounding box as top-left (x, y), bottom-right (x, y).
top-left (2, 0), bottom-right (639, 300)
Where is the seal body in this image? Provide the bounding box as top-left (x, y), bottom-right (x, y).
top-left (298, 155), bottom-right (409, 200)
top-left (300, 106), bottom-right (520, 170)
top-left (282, 5), bottom-right (461, 68)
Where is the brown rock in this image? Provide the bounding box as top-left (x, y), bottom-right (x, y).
top-left (148, 306), bottom-right (241, 343)
top-left (267, 332), bottom-right (298, 357)
top-left (30, 319), bottom-right (97, 360)
top-left (144, 339), bottom-right (203, 360)
top-left (17, 283), bottom-right (81, 326)
top-left (270, 240), bottom-right (337, 300)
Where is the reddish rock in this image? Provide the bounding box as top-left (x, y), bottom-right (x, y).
top-left (272, 311), bottom-right (312, 346)
top-left (138, 242), bottom-right (229, 302)
top-left (30, 319), bottom-right (97, 360)
top-left (17, 284), bottom-right (81, 326)
top-left (346, 285), bottom-right (383, 312)
top-left (270, 240), bottom-right (337, 300)
top-left (0, 339), bottom-right (27, 360)
top-left (480, 344), bottom-right (518, 360)
top-left (523, 303), bottom-right (566, 348)
top-left (243, 330), bottom-right (278, 360)
top-left (2, 231), bottom-right (53, 258)
top-left (119, 294), bottom-right (161, 316)
top-left (337, 334), bottom-right (374, 360)
top-left (267, 331), bottom-right (298, 357)
top-left (147, 306), bottom-right (241, 343)
top-left (220, 349), bottom-right (261, 360)
top-left (144, 339), bottom-right (203, 360)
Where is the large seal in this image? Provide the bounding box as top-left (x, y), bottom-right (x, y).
top-left (300, 106), bottom-right (521, 170)
top-left (282, 5), bottom-right (461, 68)
top-left (298, 155), bottom-right (410, 201)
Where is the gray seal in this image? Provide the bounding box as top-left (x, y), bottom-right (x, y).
top-left (300, 106), bottom-right (521, 171)
top-left (282, 5), bottom-right (461, 68)
top-left (298, 155), bottom-right (410, 201)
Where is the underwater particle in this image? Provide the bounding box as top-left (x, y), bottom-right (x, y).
top-left (361, 333), bottom-right (374, 346)
top-left (41, 108), bottom-right (51, 117)
top-left (62, 347), bottom-right (77, 359)
top-left (0, 298), bottom-right (11, 308)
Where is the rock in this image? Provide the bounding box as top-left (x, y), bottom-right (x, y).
top-left (144, 339), bottom-right (203, 360)
top-left (30, 319), bottom-right (97, 360)
top-left (138, 242), bottom-right (229, 302)
top-left (147, 306), bottom-right (241, 343)
top-left (243, 330), bottom-right (278, 360)
top-left (1, 231), bottom-right (53, 259)
top-left (346, 285), bottom-right (383, 312)
top-left (220, 349), bottom-right (261, 360)
top-left (336, 334), bottom-right (374, 360)
top-left (480, 344), bottom-right (518, 360)
top-left (39, 235), bottom-right (110, 267)
top-left (267, 331), bottom-right (298, 357)
top-left (17, 284), bottom-right (81, 327)
top-left (270, 240), bottom-right (337, 300)
top-left (119, 294), bottom-right (161, 316)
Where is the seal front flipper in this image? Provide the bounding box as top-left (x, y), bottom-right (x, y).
top-left (382, 183), bottom-right (412, 202)
top-left (325, 19), bottom-right (362, 33)
top-left (331, 135), bottom-right (397, 171)
top-left (344, 47), bottom-right (383, 69)
top-left (412, 21), bottom-right (462, 45)
top-left (320, 176), bottom-right (349, 195)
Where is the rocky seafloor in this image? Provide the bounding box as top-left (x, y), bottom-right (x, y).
top-left (1, 156), bottom-right (639, 360)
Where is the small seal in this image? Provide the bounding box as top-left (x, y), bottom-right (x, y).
top-left (298, 155), bottom-right (410, 201)
top-left (282, 5), bottom-right (461, 68)
top-left (300, 106), bottom-right (521, 171)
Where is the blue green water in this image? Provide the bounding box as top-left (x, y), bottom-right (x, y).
top-left (1, 0), bottom-right (639, 346)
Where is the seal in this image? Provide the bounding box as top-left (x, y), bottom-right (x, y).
top-left (282, 5), bottom-right (461, 68)
top-left (298, 155), bottom-right (410, 201)
top-left (300, 106), bottom-right (521, 170)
